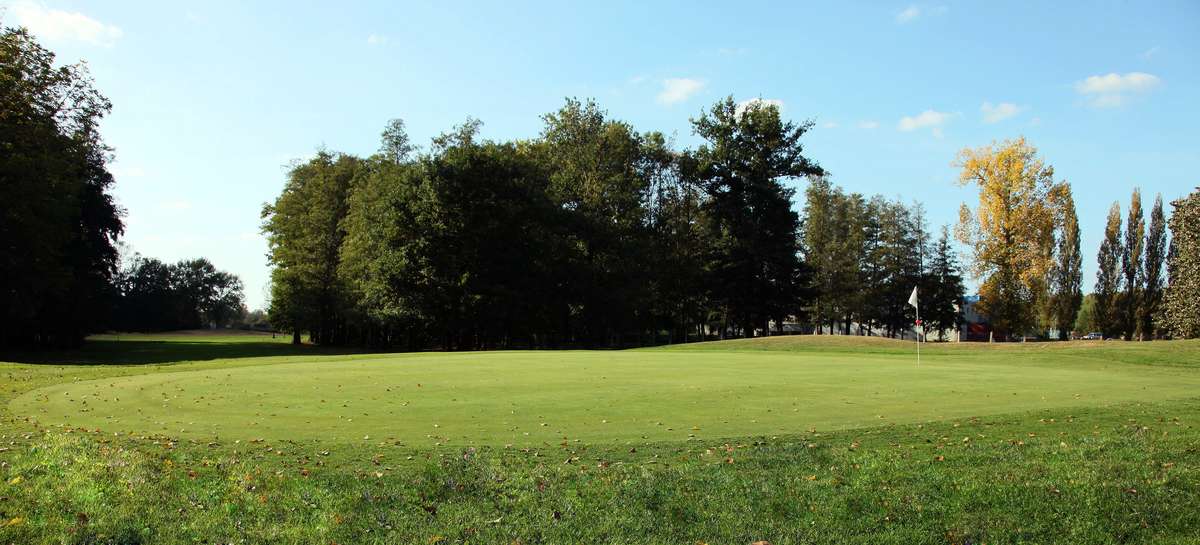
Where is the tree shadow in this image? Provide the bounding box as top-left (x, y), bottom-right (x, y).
top-left (0, 339), bottom-right (364, 366)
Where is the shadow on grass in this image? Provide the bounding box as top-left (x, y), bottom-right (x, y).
top-left (0, 339), bottom-right (364, 366)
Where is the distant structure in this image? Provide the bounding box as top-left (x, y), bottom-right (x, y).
top-left (958, 295), bottom-right (991, 342)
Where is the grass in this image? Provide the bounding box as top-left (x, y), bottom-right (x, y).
top-left (2, 332), bottom-right (1199, 544)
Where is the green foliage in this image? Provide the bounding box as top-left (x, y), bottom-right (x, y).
top-left (1048, 189), bottom-right (1083, 339)
top-left (1162, 187), bottom-right (1200, 338)
top-left (112, 254), bottom-right (245, 331)
top-left (1141, 194), bottom-right (1168, 339)
top-left (261, 151), bottom-right (363, 344)
top-left (685, 97), bottom-right (823, 337)
top-left (925, 227), bottom-right (966, 340)
top-left (1073, 293), bottom-right (1099, 335)
top-left (1120, 189), bottom-right (1145, 340)
top-left (0, 25), bottom-right (123, 347)
top-left (1095, 203), bottom-right (1124, 339)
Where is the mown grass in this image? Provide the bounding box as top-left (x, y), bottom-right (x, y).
top-left (1, 334), bottom-right (1198, 544)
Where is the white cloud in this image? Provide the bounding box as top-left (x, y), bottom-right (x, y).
top-left (857, 120), bottom-right (879, 129)
top-left (367, 34), bottom-right (389, 45)
top-left (895, 5), bottom-right (921, 23)
top-left (1142, 46), bottom-right (1160, 60)
top-left (656, 78), bottom-right (705, 105)
top-left (1075, 72), bottom-right (1160, 94)
top-left (1075, 72), bottom-right (1161, 108)
top-left (821, 121), bottom-right (838, 129)
top-left (980, 101), bottom-right (1024, 123)
top-left (735, 98), bottom-right (783, 117)
top-left (898, 109), bottom-right (953, 133)
top-left (9, 1), bottom-right (123, 46)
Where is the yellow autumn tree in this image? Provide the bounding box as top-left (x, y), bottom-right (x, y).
top-left (954, 137), bottom-right (1069, 339)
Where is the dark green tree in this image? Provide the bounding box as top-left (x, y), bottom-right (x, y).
top-left (1050, 188), bottom-right (1083, 339)
top-left (262, 151), bottom-right (363, 344)
top-left (686, 97), bottom-right (823, 337)
top-left (1140, 194), bottom-right (1167, 339)
top-left (0, 25), bottom-right (123, 347)
top-left (925, 227), bottom-right (966, 341)
top-left (1120, 189), bottom-right (1145, 340)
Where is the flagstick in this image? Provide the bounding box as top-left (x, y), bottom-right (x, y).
top-left (916, 302), bottom-right (920, 368)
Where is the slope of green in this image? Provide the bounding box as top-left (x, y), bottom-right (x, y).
top-left (10, 341), bottom-right (1200, 445)
top-left (1, 334), bottom-right (1198, 544)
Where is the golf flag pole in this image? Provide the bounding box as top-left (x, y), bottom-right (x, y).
top-left (908, 286), bottom-right (920, 367)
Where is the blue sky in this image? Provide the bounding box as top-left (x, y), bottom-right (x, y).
top-left (4, 1), bottom-right (1198, 310)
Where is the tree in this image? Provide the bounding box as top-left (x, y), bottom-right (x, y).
top-left (1049, 187), bottom-right (1083, 339)
top-left (113, 254), bottom-right (245, 331)
top-left (1119, 189), bottom-right (1145, 340)
top-left (1140, 194), bottom-right (1167, 339)
top-left (1094, 203), bottom-right (1123, 339)
top-left (686, 97), bottom-right (823, 337)
top-left (925, 227), bottom-right (966, 341)
top-left (1074, 294), bottom-right (1099, 335)
top-left (262, 151), bottom-right (363, 345)
top-left (1161, 187), bottom-right (1199, 338)
top-left (954, 137), bottom-right (1064, 340)
top-left (0, 25), bottom-right (124, 347)
top-left (538, 99), bottom-right (654, 347)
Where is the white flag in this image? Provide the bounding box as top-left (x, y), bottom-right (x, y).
top-left (907, 286), bottom-right (919, 309)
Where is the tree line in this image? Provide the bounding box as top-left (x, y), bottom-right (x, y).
top-left (262, 98), bottom-right (971, 348)
top-left (110, 252), bottom-right (246, 332)
top-left (1, 25), bottom-right (245, 346)
top-left (1091, 187), bottom-right (1198, 340)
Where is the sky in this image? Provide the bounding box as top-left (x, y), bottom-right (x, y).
top-left (3, 0), bottom-right (1198, 310)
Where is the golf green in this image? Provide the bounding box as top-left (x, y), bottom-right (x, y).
top-left (12, 346), bottom-right (1200, 445)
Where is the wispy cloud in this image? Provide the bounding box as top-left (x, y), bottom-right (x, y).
top-left (1075, 72), bottom-right (1161, 108)
top-left (735, 98), bottom-right (783, 117)
top-left (857, 120), bottom-right (880, 129)
top-left (367, 34), bottom-right (389, 45)
top-left (895, 5), bottom-right (921, 23)
top-left (980, 101), bottom-right (1024, 123)
top-left (1141, 46), bottom-right (1160, 60)
top-left (656, 78), bottom-right (705, 105)
top-left (895, 4), bottom-right (946, 24)
top-left (898, 109), bottom-right (954, 137)
top-left (821, 121), bottom-right (838, 129)
top-left (9, 1), bottom-right (123, 46)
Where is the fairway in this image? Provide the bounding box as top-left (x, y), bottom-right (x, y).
top-left (13, 341), bottom-right (1200, 445)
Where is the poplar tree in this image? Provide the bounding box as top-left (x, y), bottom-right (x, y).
top-left (1120, 189), bottom-right (1145, 340)
top-left (1140, 194), bottom-right (1167, 339)
top-left (1050, 188), bottom-right (1083, 339)
top-left (1094, 203), bottom-right (1124, 339)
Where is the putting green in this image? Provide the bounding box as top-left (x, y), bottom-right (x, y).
top-left (11, 347), bottom-right (1200, 445)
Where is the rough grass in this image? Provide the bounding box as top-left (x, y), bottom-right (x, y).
top-left (2, 334), bottom-right (1198, 544)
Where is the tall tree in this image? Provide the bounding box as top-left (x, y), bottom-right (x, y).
top-left (1049, 187), bottom-right (1083, 339)
top-left (1140, 194), bottom-right (1167, 339)
top-left (1094, 203), bottom-right (1123, 339)
top-left (1120, 189), bottom-right (1145, 340)
top-left (685, 97), bottom-right (823, 337)
top-left (1161, 187), bottom-right (1200, 339)
top-left (262, 151), bottom-right (363, 344)
top-left (953, 137), bottom-right (1063, 340)
top-left (538, 98), bottom-right (654, 347)
top-left (925, 227), bottom-right (966, 341)
top-left (0, 25), bottom-right (123, 347)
